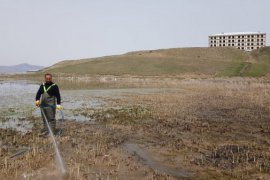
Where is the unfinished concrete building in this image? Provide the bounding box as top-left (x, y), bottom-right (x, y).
top-left (209, 32), bottom-right (266, 51)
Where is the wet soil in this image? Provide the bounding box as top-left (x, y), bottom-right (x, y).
top-left (1, 78), bottom-right (270, 179)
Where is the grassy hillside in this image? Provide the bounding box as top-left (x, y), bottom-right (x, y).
top-left (42, 47), bottom-right (270, 77)
top-left (242, 47), bottom-right (270, 76)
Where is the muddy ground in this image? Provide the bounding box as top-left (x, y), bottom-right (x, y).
top-left (1, 77), bottom-right (270, 179)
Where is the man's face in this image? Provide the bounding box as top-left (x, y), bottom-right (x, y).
top-left (45, 75), bottom-right (52, 83)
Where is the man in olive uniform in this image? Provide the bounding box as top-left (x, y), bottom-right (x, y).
top-left (35, 73), bottom-right (62, 135)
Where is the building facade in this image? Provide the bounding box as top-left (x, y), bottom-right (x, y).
top-left (209, 32), bottom-right (266, 51)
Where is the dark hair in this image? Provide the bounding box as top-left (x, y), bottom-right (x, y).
top-left (44, 73), bottom-right (52, 77)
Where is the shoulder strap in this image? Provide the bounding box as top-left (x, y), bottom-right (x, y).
top-left (43, 83), bottom-right (56, 93)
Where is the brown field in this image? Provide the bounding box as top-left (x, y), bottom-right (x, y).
top-left (1, 77), bottom-right (270, 179)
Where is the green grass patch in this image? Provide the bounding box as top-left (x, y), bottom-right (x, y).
top-left (219, 62), bottom-right (250, 77)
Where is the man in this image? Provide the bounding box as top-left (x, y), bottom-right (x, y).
top-left (35, 73), bottom-right (62, 135)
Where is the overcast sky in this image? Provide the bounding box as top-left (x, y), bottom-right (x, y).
top-left (0, 0), bottom-right (269, 66)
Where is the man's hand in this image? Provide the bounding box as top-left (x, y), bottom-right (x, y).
top-left (35, 100), bottom-right (40, 107)
top-left (56, 105), bottom-right (63, 110)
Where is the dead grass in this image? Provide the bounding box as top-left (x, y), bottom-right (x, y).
top-left (1, 77), bottom-right (270, 179)
top-left (119, 78), bottom-right (270, 179)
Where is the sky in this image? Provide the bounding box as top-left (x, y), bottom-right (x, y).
top-left (0, 0), bottom-right (269, 66)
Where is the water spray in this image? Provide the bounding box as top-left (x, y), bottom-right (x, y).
top-left (41, 108), bottom-right (66, 175)
top-left (10, 107), bottom-right (65, 159)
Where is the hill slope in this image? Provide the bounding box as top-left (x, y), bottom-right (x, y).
top-left (243, 47), bottom-right (270, 76)
top-left (43, 47), bottom-right (270, 77)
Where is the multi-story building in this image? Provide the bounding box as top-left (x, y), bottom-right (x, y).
top-left (209, 32), bottom-right (266, 51)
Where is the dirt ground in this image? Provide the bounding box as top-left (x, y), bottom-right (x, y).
top-left (1, 77), bottom-right (270, 179)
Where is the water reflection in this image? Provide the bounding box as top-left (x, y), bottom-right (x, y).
top-left (0, 80), bottom-right (165, 132)
top-left (0, 81), bottom-right (103, 132)
top-left (0, 80), bottom-right (39, 107)
top-left (0, 118), bottom-right (33, 134)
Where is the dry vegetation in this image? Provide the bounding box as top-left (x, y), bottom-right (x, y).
top-left (1, 77), bottom-right (270, 179)
top-left (133, 78), bottom-right (270, 178)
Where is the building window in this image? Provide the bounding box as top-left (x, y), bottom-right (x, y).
top-left (238, 36), bottom-right (240, 38)
top-left (228, 44), bottom-right (231, 46)
top-left (223, 44), bottom-right (225, 46)
top-left (261, 43), bottom-right (264, 45)
top-left (242, 47), bottom-right (244, 49)
top-left (232, 44), bottom-right (234, 46)
top-left (251, 43), bottom-right (253, 45)
top-left (232, 40), bottom-right (234, 42)
top-left (223, 40), bottom-right (225, 43)
top-left (261, 35), bottom-right (264, 37)
top-left (257, 43), bottom-right (260, 45)
top-left (242, 36), bottom-right (244, 38)
top-left (247, 43), bottom-right (250, 46)
top-left (220, 44), bottom-right (222, 46)
top-left (242, 43), bottom-right (244, 46)
top-left (242, 39), bottom-right (244, 42)
top-left (238, 43), bottom-right (240, 46)
top-left (251, 47), bottom-right (254, 49)
top-left (261, 39), bottom-right (264, 41)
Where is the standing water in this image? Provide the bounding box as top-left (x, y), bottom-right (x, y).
top-left (41, 108), bottom-right (66, 175)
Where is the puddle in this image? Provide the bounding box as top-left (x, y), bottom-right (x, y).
top-left (0, 118), bottom-right (33, 134)
top-left (61, 111), bottom-right (95, 123)
top-left (0, 80), bottom-right (173, 124)
top-left (123, 143), bottom-right (193, 178)
top-left (63, 99), bottom-right (103, 110)
top-left (0, 81), bottom-right (39, 108)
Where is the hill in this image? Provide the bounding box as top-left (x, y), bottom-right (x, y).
top-left (0, 63), bottom-right (44, 74)
top-left (43, 47), bottom-right (270, 77)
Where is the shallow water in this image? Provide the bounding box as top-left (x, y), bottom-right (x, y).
top-left (0, 80), bottom-right (39, 108)
top-left (0, 81), bottom-right (101, 131)
top-left (0, 118), bottom-right (33, 134)
top-left (0, 81), bottom-right (168, 131)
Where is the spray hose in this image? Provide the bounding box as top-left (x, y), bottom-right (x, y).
top-left (9, 104), bottom-right (65, 159)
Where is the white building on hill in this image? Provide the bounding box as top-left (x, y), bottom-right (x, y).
top-left (209, 32), bottom-right (266, 51)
